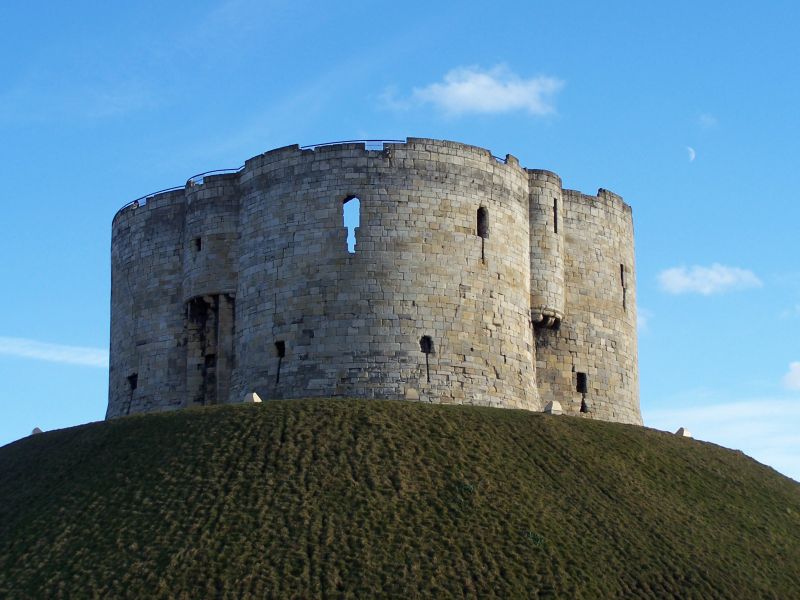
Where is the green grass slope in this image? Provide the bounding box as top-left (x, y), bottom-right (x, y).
top-left (1, 399), bottom-right (798, 599)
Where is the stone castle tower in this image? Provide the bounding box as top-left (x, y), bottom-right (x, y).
top-left (108, 138), bottom-right (640, 424)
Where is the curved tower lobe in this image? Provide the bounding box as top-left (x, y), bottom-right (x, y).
top-left (182, 174), bottom-right (240, 407)
top-left (528, 169), bottom-right (565, 327)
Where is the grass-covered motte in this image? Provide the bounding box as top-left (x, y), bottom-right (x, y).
top-left (1, 399), bottom-right (798, 599)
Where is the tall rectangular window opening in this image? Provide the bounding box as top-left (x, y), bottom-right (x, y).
top-left (125, 373), bottom-right (138, 416)
top-left (553, 199), bottom-right (558, 234)
top-left (342, 196), bottom-right (360, 253)
top-left (576, 372), bottom-right (588, 394)
top-left (620, 263), bottom-right (627, 309)
top-left (477, 207), bottom-right (489, 262)
top-left (275, 341), bottom-right (286, 384)
top-left (420, 335), bottom-right (433, 383)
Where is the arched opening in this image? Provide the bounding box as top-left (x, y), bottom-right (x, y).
top-left (342, 196), bottom-right (360, 253)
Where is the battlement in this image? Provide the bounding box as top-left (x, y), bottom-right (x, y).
top-left (109, 139), bottom-right (639, 425)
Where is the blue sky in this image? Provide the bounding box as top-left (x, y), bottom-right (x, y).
top-left (1, 1), bottom-right (798, 480)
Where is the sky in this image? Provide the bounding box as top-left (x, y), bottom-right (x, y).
top-left (1, 1), bottom-right (798, 481)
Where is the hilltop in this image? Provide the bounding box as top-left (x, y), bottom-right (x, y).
top-left (1, 399), bottom-right (798, 598)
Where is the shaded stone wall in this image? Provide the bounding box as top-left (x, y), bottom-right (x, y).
top-left (108, 138), bottom-right (640, 424)
top-left (108, 191), bottom-right (187, 418)
top-left (534, 189), bottom-right (640, 424)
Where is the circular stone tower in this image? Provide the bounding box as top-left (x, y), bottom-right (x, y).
top-left (108, 138), bottom-right (640, 424)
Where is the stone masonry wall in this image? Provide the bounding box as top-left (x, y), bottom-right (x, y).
top-left (108, 190), bottom-right (187, 418)
top-left (234, 141), bottom-right (538, 410)
top-left (108, 138), bottom-right (640, 424)
top-left (534, 189), bottom-right (640, 424)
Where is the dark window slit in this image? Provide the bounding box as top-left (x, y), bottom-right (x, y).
top-left (420, 336), bottom-right (433, 383)
top-left (275, 341), bottom-right (285, 384)
top-left (577, 372), bottom-right (588, 394)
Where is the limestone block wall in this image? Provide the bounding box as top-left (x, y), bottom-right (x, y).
top-left (528, 169), bottom-right (566, 326)
top-left (182, 175), bottom-right (239, 407)
top-left (108, 137), bottom-right (640, 424)
top-left (108, 190), bottom-right (187, 418)
top-left (234, 140), bottom-right (538, 410)
top-left (534, 189), bottom-right (640, 424)
top-left (182, 173), bottom-right (239, 302)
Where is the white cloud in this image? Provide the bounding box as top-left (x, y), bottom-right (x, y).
top-left (637, 307), bottom-right (653, 332)
top-left (658, 263), bottom-right (762, 295)
top-left (686, 146), bottom-right (696, 162)
top-left (779, 304), bottom-right (800, 319)
top-left (0, 337), bottom-right (108, 368)
top-left (698, 113), bottom-right (718, 128)
top-left (408, 65), bottom-right (564, 116)
top-left (644, 396), bottom-right (800, 482)
top-left (0, 77), bottom-right (159, 123)
top-left (783, 362), bottom-right (800, 391)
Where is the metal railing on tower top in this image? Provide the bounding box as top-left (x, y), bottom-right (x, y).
top-left (300, 139), bottom-right (407, 150)
top-left (115, 138), bottom-right (510, 217)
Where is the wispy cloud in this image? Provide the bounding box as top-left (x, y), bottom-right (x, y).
top-left (637, 307), bottom-right (653, 332)
top-left (783, 362), bottom-right (800, 391)
top-left (698, 113), bottom-right (718, 129)
top-left (779, 303), bottom-right (800, 319)
top-left (387, 65), bottom-right (564, 116)
top-left (0, 337), bottom-right (108, 368)
top-left (0, 77), bottom-right (159, 124)
top-left (645, 396), bottom-right (800, 481)
top-left (658, 263), bottom-right (762, 295)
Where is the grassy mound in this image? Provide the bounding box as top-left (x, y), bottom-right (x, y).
top-left (1, 399), bottom-right (798, 598)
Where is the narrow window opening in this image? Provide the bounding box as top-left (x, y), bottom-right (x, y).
top-left (620, 263), bottom-right (627, 309)
top-left (553, 199), bottom-right (558, 234)
top-left (124, 373), bottom-right (138, 416)
top-left (477, 207), bottom-right (489, 262)
top-left (580, 398), bottom-right (589, 413)
top-left (194, 237), bottom-right (202, 252)
top-left (420, 335), bottom-right (433, 383)
top-left (342, 196), bottom-right (360, 253)
top-left (576, 372), bottom-right (588, 394)
top-left (274, 341), bottom-right (285, 385)
top-left (477, 207), bottom-right (489, 238)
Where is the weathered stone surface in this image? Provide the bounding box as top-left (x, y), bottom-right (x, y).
top-left (108, 138), bottom-right (640, 425)
top-left (543, 400), bottom-right (563, 415)
top-left (675, 427), bottom-right (692, 438)
top-left (243, 392), bottom-right (262, 403)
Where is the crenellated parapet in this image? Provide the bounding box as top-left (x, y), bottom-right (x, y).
top-left (108, 138), bottom-right (640, 425)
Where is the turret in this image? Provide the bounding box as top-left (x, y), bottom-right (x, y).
top-left (528, 169), bottom-right (565, 327)
top-left (182, 173), bottom-right (240, 407)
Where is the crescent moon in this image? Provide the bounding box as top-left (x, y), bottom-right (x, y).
top-left (687, 146), bottom-right (696, 162)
